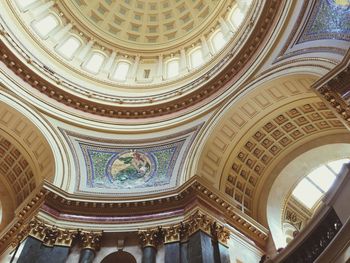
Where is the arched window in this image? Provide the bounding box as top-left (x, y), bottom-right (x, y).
top-left (230, 8), bottom-right (244, 29)
top-left (112, 61), bottom-right (130, 81)
top-left (84, 52), bottom-right (105, 74)
top-left (56, 36), bottom-right (82, 60)
top-left (190, 48), bottom-right (204, 69)
top-left (101, 251), bottom-right (136, 263)
top-left (31, 14), bottom-right (59, 39)
top-left (166, 59), bottom-right (180, 79)
top-left (211, 30), bottom-right (227, 52)
top-left (292, 159), bottom-right (349, 209)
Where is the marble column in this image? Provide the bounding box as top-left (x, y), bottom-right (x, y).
top-left (78, 231), bottom-right (102, 263)
top-left (180, 242), bottom-right (189, 263)
top-left (17, 236), bottom-right (70, 263)
top-left (188, 231), bottom-right (215, 263)
top-left (164, 242), bottom-right (180, 263)
top-left (139, 228), bottom-right (164, 263)
top-left (142, 246), bottom-right (157, 263)
top-left (16, 219), bottom-right (77, 263)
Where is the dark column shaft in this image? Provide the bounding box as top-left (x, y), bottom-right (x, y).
top-left (188, 231), bottom-right (215, 263)
top-left (180, 242), bottom-right (189, 263)
top-left (142, 246), bottom-right (157, 263)
top-left (165, 242), bottom-right (180, 263)
top-left (79, 248), bottom-right (95, 263)
top-left (17, 237), bottom-right (69, 263)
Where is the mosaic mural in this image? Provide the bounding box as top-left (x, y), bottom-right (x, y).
top-left (298, 0), bottom-right (350, 43)
top-left (80, 141), bottom-right (183, 190)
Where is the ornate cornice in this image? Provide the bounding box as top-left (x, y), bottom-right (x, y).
top-left (40, 176), bottom-right (268, 247)
top-left (0, 0), bottom-right (282, 120)
top-left (0, 177), bottom-right (268, 251)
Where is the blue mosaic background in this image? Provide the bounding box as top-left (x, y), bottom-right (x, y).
top-left (298, 0), bottom-right (350, 43)
top-left (80, 142), bottom-right (182, 189)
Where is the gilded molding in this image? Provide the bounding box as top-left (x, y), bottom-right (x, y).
top-left (41, 176), bottom-right (268, 247)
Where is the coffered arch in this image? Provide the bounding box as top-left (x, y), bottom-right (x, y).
top-left (0, 89), bottom-right (65, 212)
top-left (193, 74), bottom-right (318, 186)
top-left (191, 72), bottom-right (347, 222)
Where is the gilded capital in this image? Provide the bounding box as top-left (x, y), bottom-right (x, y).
top-left (28, 218), bottom-right (77, 247)
top-left (211, 222), bottom-right (230, 245)
top-left (80, 231), bottom-right (103, 251)
top-left (138, 227), bottom-right (164, 248)
top-left (187, 211), bottom-right (212, 237)
top-left (164, 225), bottom-right (181, 244)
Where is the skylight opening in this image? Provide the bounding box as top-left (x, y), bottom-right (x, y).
top-left (31, 14), bottom-right (59, 39)
top-left (292, 159), bottom-right (349, 210)
top-left (112, 61), bottom-right (130, 81)
top-left (327, 159), bottom-right (350, 174)
top-left (307, 166), bottom-right (335, 192)
top-left (84, 52), bottom-right (105, 74)
top-left (190, 48), bottom-right (204, 69)
top-left (166, 59), bottom-right (180, 79)
top-left (292, 179), bottom-right (323, 209)
top-left (56, 36), bottom-right (81, 60)
top-left (212, 31), bottom-right (227, 52)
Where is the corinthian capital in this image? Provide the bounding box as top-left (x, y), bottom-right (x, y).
top-left (138, 227), bottom-right (164, 248)
top-left (80, 231), bottom-right (103, 251)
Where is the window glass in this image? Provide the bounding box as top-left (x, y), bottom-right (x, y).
top-left (190, 48), bottom-right (204, 69)
top-left (307, 166), bottom-right (336, 192)
top-left (212, 31), bottom-right (227, 52)
top-left (230, 8), bottom-right (244, 28)
top-left (166, 59), bottom-right (179, 78)
top-left (32, 14), bottom-right (59, 38)
top-left (84, 53), bottom-right (105, 74)
top-left (56, 36), bottom-right (81, 60)
top-left (112, 61), bottom-right (130, 81)
top-left (327, 159), bottom-right (350, 174)
top-left (15, 0), bottom-right (37, 10)
top-left (292, 178), bottom-right (323, 209)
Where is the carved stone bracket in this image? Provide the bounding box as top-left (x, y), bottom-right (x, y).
top-left (80, 231), bottom-right (103, 251)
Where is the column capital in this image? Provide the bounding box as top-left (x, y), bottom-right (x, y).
top-left (80, 231), bottom-right (103, 251)
top-left (28, 218), bottom-right (78, 247)
top-left (210, 222), bottom-right (230, 245)
top-left (138, 227), bottom-right (164, 248)
top-left (187, 211), bottom-right (212, 237)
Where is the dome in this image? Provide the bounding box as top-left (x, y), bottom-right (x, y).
top-left (0, 0), bottom-right (264, 122)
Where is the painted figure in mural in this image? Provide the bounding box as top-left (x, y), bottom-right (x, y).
top-left (110, 151), bottom-right (152, 184)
